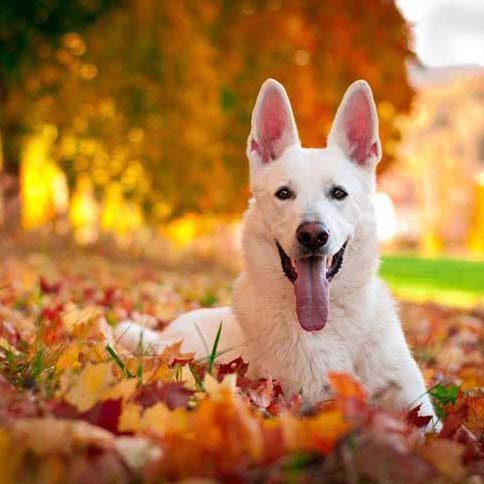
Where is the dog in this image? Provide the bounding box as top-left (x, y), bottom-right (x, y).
top-left (116, 79), bottom-right (438, 427)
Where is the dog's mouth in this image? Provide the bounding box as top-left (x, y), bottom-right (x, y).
top-left (276, 241), bottom-right (348, 332)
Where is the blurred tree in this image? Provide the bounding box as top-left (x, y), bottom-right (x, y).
top-left (22, 0), bottom-right (413, 229)
top-left (216, 0), bottom-right (413, 211)
top-left (0, 0), bottom-right (120, 228)
top-left (46, 0), bottom-right (226, 219)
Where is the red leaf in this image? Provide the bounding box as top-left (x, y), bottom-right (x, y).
top-left (98, 287), bottom-right (118, 307)
top-left (51, 398), bottom-right (123, 434)
top-left (440, 407), bottom-right (468, 438)
top-left (169, 357), bottom-right (194, 368)
top-left (134, 381), bottom-right (193, 410)
top-left (41, 303), bottom-right (64, 322)
top-left (39, 276), bottom-right (62, 295)
top-left (83, 399), bottom-right (123, 434)
top-left (406, 404), bottom-right (433, 428)
top-left (40, 303), bottom-right (65, 344)
top-left (246, 379), bottom-right (283, 409)
top-left (217, 357), bottom-right (249, 382)
top-left (452, 425), bottom-right (483, 463)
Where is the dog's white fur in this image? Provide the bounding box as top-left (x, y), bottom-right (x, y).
top-left (116, 79), bottom-right (437, 426)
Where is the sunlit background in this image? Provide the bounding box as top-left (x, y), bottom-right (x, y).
top-left (0, 0), bottom-right (483, 306)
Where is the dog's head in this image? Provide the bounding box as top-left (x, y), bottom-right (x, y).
top-left (247, 79), bottom-right (381, 332)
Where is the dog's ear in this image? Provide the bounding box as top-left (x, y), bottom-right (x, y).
top-left (247, 79), bottom-right (299, 170)
top-left (327, 80), bottom-right (381, 168)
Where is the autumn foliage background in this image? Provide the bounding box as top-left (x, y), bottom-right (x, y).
top-left (0, 0), bottom-right (411, 232)
top-left (0, 0), bottom-right (484, 483)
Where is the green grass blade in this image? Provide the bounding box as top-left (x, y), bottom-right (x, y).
top-left (106, 344), bottom-right (134, 378)
top-left (189, 363), bottom-right (205, 391)
top-left (208, 322), bottom-right (223, 375)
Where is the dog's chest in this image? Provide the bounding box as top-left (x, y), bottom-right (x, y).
top-left (243, 322), bottom-right (361, 404)
top-left (234, 273), bottom-right (371, 404)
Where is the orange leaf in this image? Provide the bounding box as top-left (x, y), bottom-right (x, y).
top-left (328, 372), bottom-right (367, 402)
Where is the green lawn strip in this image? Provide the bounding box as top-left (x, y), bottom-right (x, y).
top-left (380, 255), bottom-right (484, 307)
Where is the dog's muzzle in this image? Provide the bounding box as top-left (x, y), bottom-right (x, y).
top-left (276, 240), bottom-right (348, 332)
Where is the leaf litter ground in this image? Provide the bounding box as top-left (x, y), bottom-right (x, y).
top-left (0, 248), bottom-right (483, 483)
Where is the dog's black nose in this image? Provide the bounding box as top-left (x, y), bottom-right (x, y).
top-left (296, 222), bottom-right (329, 251)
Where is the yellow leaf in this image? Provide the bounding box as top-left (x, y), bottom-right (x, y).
top-left (83, 341), bottom-right (109, 363)
top-left (103, 378), bottom-right (138, 401)
top-left (146, 362), bottom-right (172, 383)
top-left (63, 304), bottom-right (103, 334)
top-left (203, 372), bottom-right (237, 397)
top-left (141, 403), bottom-right (189, 435)
top-left (119, 403), bottom-right (142, 433)
top-left (55, 342), bottom-right (80, 371)
top-left (62, 362), bottom-right (115, 412)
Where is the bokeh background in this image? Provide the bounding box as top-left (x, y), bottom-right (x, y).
top-left (0, 0), bottom-right (483, 306)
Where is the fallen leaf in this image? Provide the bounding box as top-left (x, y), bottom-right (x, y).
top-left (420, 437), bottom-right (466, 480)
top-left (61, 362), bottom-right (116, 412)
top-left (56, 342), bottom-right (80, 371)
top-left (134, 381), bottom-right (193, 410)
top-left (406, 404), bottom-right (433, 429)
top-left (10, 418), bottom-right (114, 454)
top-left (329, 372), bottom-right (367, 403)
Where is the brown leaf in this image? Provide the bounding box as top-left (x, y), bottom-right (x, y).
top-left (134, 381), bottom-right (193, 410)
top-left (420, 438), bottom-right (466, 480)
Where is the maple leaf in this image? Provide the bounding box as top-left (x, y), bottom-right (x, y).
top-left (140, 404), bottom-right (189, 436)
top-left (458, 365), bottom-right (484, 391)
top-left (61, 362), bottom-right (116, 412)
top-left (328, 372), bottom-right (367, 403)
top-left (134, 381), bottom-right (194, 410)
top-left (98, 287), bottom-right (118, 307)
top-left (406, 404), bottom-right (433, 429)
top-left (462, 395), bottom-right (484, 439)
top-left (40, 303), bottom-right (66, 345)
top-left (55, 342), bottom-right (80, 371)
top-left (51, 398), bottom-right (123, 434)
top-left (217, 356), bottom-right (249, 382)
top-left (247, 379), bottom-right (278, 409)
top-left (158, 340), bottom-right (194, 367)
top-left (420, 437), bottom-right (466, 480)
top-left (39, 276), bottom-right (62, 295)
top-left (283, 409), bottom-right (350, 455)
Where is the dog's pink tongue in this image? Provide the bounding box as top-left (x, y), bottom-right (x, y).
top-left (294, 258), bottom-right (329, 331)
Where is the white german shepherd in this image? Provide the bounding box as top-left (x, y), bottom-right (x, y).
top-left (117, 79), bottom-right (437, 425)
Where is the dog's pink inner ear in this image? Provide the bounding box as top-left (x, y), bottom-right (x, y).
top-left (335, 86), bottom-right (379, 166)
top-left (252, 86), bottom-right (296, 163)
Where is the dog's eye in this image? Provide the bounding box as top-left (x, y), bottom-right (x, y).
top-left (275, 187), bottom-right (294, 200)
top-left (330, 186), bottom-right (348, 200)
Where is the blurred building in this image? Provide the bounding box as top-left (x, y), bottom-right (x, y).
top-left (379, 64), bottom-right (484, 256)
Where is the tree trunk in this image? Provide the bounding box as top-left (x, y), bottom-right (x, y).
top-left (0, 81), bottom-right (23, 232)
